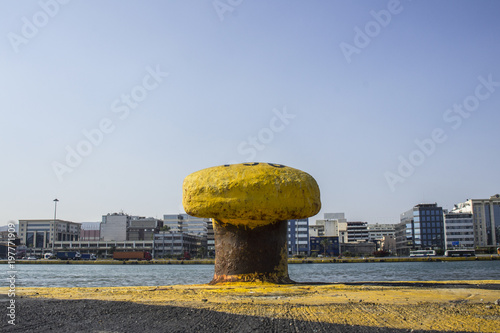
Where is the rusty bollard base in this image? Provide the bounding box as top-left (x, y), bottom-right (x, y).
top-left (211, 219), bottom-right (292, 284)
top-left (182, 162), bottom-right (321, 284)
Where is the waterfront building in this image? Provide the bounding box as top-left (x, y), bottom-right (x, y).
top-left (342, 241), bottom-right (376, 257)
top-left (154, 231), bottom-right (204, 258)
top-left (101, 213), bottom-right (163, 242)
top-left (346, 221), bottom-right (369, 242)
top-left (309, 236), bottom-right (339, 257)
top-left (396, 203), bottom-right (444, 256)
top-left (444, 212), bottom-right (474, 249)
top-left (0, 230), bottom-right (20, 259)
top-left (101, 213), bottom-right (130, 241)
top-left (367, 223), bottom-right (395, 252)
top-left (80, 222), bottom-right (101, 241)
top-left (380, 235), bottom-right (396, 253)
top-left (312, 214), bottom-right (368, 244)
top-left (206, 220), bottom-right (214, 256)
top-left (54, 239), bottom-right (153, 258)
top-left (309, 223), bottom-right (324, 237)
top-left (367, 223), bottom-right (396, 241)
top-left (127, 217), bottom-right (163, 241)
top-left (451, 194), bottom-right (500, 249)
top-left (288, 218), bottom-right (309, 256)
top-left (18, 219), bottom-right (81, 254)
top-left (163, 214), bottom-right (182, 232)
top-left (163, 214), bottom-right (209, 237)
top-left (312, 213), bottom-right (348, 242)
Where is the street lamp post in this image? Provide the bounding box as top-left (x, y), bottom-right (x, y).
top-left (52, 199), bottom-right (59, 255)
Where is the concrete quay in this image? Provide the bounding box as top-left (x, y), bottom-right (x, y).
top-left (2, 280), bottom-right (499, 332)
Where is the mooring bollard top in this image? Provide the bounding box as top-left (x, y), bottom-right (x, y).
top-left (182, 162), bottom-right (321, 228)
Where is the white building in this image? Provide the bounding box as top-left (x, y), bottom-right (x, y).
top-left (444, 212), bottom-right (474, 249)
top-left (451, 194), bottom-right (500, 248)
top-left (287, 218), bottom-right (309, 255)
top-left (101, 213), bottom-right (130, 241)
top-left (55, 239), bottom-right (153, 258)
top-left (18, 219), bottom-right (81, 254)
top-left (309, 223), bottom-right (324, 238)
top-left (313, 213), bottom-right (370, 243)
top-left (311, 213), bottom-right (348, 242)
top-left (367, 223), bottom-right (395, 241)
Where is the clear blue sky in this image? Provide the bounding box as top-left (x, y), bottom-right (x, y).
top-left (1, 0), bottom-right (499, 226)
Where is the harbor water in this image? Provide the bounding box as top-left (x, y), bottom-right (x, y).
top-left (4, 260), bottom-right (499, 288)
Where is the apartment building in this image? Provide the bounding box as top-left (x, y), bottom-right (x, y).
top-left (367, 223), bottom-right (396, 241)
top-left (444, 212), bottom-right (474, 249)
top-left (346, 221), bottom-right (369, 242)
top-left (288, 218), bottom-right (309, 255)
top-left (451, 194), bottom-right (500, 249)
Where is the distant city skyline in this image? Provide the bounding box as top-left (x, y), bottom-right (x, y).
top-left (5, 193), bottom-right (499, 227)
top-left (1, 1), bottom-right (499, 226)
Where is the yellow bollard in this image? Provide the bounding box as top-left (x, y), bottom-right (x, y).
top-left (183, 162), bottom-right (321, 284)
